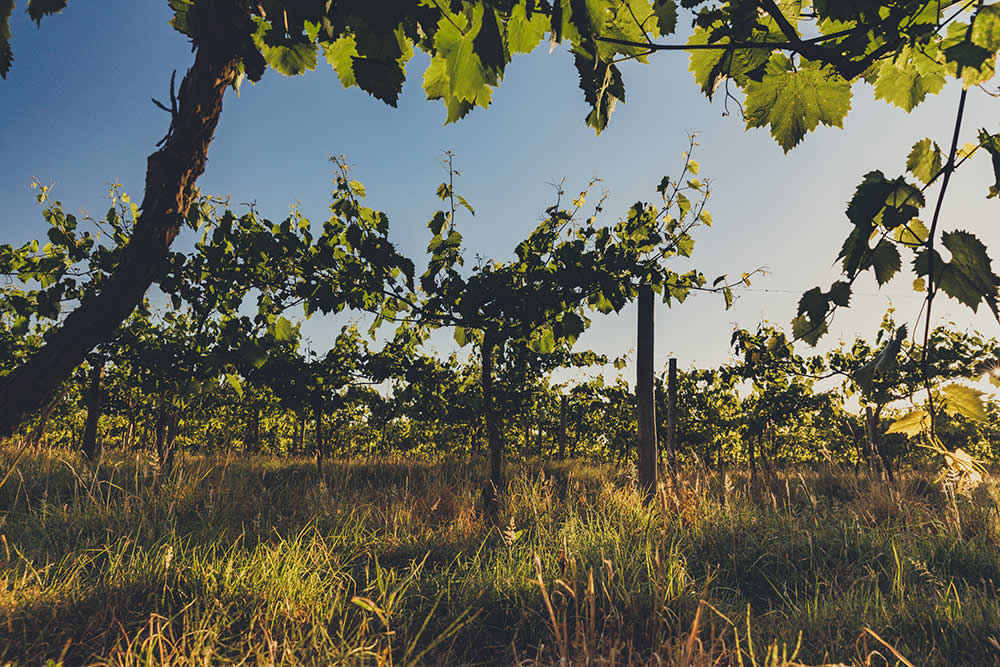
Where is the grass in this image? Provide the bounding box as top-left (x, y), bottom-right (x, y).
top-left (2, 445), bottom-right (1000, 665)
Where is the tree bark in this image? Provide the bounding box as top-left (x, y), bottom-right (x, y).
top-left (81, 358), bottom-right (105, 460)
top-left (30, 385), bottom-right (67, 447)
top-left (636, 284), bottom-right (657, 501)
top-left (0, 0), bottom-right (251, 438)
top-left (867, 404), bottom-right (895, 483)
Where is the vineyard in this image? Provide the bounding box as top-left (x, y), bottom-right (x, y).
top-left (4, 0), bottom-right (1000, 665)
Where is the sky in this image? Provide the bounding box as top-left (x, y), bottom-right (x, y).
top-left (3, 2), bottom-right (999, 383)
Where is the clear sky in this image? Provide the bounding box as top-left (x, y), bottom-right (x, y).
top-left (3, 3), bottom-right (999, 378)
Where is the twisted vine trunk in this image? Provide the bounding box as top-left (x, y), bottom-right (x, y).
top-left (0, 0), bottom-right (250, 438)
top-left (80, 358), bottom-right (105, 461)
top-left (29, 385), bottom-right (67, 447)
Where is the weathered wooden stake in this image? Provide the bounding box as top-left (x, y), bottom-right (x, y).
top-left (637, 284), bottom-right (657, 501)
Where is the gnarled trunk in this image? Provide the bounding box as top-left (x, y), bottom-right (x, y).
top-left (81, 358), bottom-right (105, 460)
top-left (0, 0), bottom-right (250, 438)
top-left (30, 385), bottom-right (67, 447)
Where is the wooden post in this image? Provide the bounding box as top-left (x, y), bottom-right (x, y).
top-left (637, 284), bottom-right (657, 501)
top-left (557, 395), bottom-right (568, 460)
top-left (481, 337), bottom-right (502, 516)
top-left (665, 357), bottom-right (678, 470)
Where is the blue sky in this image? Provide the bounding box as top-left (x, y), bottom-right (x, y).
top-left (3, 3), bottom-right (999, 378)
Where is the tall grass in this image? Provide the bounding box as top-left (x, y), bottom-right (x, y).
top-left (2, 445), bottom-right (999, 665)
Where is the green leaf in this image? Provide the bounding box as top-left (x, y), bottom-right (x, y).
top-left (906, 138), bottom-right (942, 185)
top-left (652, 0), bottom-right (678, 35)
top-left (686, 26), bottom-right (775, 99)
top-left (528, 326), bottom-right (556, 354)
top-left (352, 56), bottom-right (406, 106)
top-left (574, 51), bottom-right (625, 134)
top-left (456, 194), bottom-right (476, 216)
top-left (869, 239), bottom-right (901, 286)
top-left (978, 129), bottom-right (1000, 198)
top-left (916, 231), bottom-right (1000, 318)
top-left (894, 219), bottom-right (929, 246)
top-left (942, 21), bottom-right (996, 87)
top-left (942, 230), bottom-right (1000, 317)
top-left (262, 40), bottom-right (318, 76)
top-left (941, 383), bottom-right (987, 421)
top-left (828, 280), bottom-right (851, 307)
top-left (507, 2), bottom-right (548, 54)
top-left (791, 314), bottom-right (827, 346)
top-left (974, 4), bottom-right (1000, 52)
top-left (872, 45), bottom-right (946, 111)
top-left (454, 326), bottom-right (468, 347)
top-left (274, 316), bottom-right (295, 342)
top-left (348, 180), bottom-right (366, 197)
top-left (433, 5), bottom-right (494, 104)
top-left (744, 55), bottom-right (852, 152)
top-left (324, 34), bottom-right (359, 87)
top-left (0, 0), bottom-right (12, 78)
top-left (226, 373), bottom-right (244, 400)
top-left (423, 55), bottom-right (479, 123)
top-left (887, 409), bottom-right (930, 437)
top-left (26, 0), bottom-right (67, 26)
top-left (798, 286), bottom-right (829, 325)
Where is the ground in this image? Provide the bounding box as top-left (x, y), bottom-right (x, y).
top-left (1, 446), bottom-right (999, 665)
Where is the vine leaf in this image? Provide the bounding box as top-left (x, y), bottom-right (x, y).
top-left (867, 239), bottom-right (901, 286)
top-left (872, 45), bottom-right (946, 112)
top-left (978, 129), bottom-right (1000, 198)
top-left (262, 40), bottom-right (318, 77)
top-left (685, 26), bottom-right (775, 98)
top-left (941, 21), bottom-right (996, 87)
top-left (324, 35), bottom-right (359, 87)
top-left (894, 218), bottom-right (929, 247)
top-left (0, 0), bottom-right (12, 78)
top-left (575, 51), bottom-right (625, 133)
top-left (791, 314), bottom-right (827, 346)
top-left (887, 409), bottom-right (930, 437)
top-left (914, 230), bottom-right (1000, 318)
top-left (744, 55), bottom-right (852, 152)
top-left (273, 316), bottom-right (295, 343)
top-left (507, 3), bottom-right (548, 54)
top-left (433, 6), bottom-right (496, 105)
top-left (941, 383), bottom-right (987, 421)
top-left (906, 138), bottom-right (942, 186)
top-left (652, 0), bottom-right (678, 35)
top-left (838, 171), bottom-right (922, 281)
top-left (26, 0), bottom-right (67, 25)
top-left (225, 373), bottom-right (244, 400)
top-left (793, 280), bottom-right (851, 346)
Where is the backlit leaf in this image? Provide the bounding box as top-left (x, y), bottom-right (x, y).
top-left (941, 383), bottom-right (987, 421)
top-left (906, 138), bottom-right (942, 185)
top-left (744, 55), bottom-right (852, 152)
top-left (887, 410), bottom-right (930, 437)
